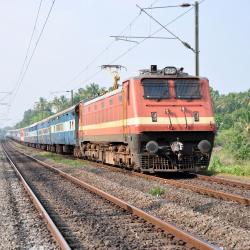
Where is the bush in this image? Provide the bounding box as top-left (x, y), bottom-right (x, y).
top-left (209, 154), bottom-right (250, 176)
top-left (208, 156), bottom-right (223, 174)
top-left (226, 125), bottom-right (250, 160)
top-left (149, 186), bottom-right (165, 197)
top-left (216, 125), bottom-right (250, 160)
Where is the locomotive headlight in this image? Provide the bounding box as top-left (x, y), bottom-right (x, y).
top-left (151, 112), bottom-right (157, 122)
top-left (146, 141), bottom-right (159, 154)
top-left (164, 66), bottom-right (177, 75)
top-left (193, 111), bottom-right (199, 122)
top-left (198, 140), bottom-right (211, 154)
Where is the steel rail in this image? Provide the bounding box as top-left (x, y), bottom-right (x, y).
top-left (132, 172), bottom-right (250, 206)
top-left (193, 173), bottom-right (250, 190)
top-left (8, 140), bottom-right (250, 206)
top-left (5, 142), bottom-right (218, 250)
top-left (1, 144), bottom-right (71, 250)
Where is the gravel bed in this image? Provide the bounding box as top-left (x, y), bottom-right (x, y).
top-left (0, 146), bottom-right (58, 249)
top-left (11, 141), bottom-right (250, 249)
top-left (178, 178), bottom-right (250, 199)
top-left (7, 146), bottom-right (190, 250)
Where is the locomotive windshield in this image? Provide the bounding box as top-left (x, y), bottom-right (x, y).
top-left (174, 79), bottom-right (201, 99)
top-left (142, 79), bottom-right (169, 99)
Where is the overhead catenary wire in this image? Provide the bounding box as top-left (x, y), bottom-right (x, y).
top-left (16, 0), bottom-right (43, 92)
top-left (1, 0), bottom-right (44, 125)
top-left (62, 13), bottom-right (142, 89)
top-left (63, 0), bottom-right (161, 89)
top-left (0, 92), bottom-right (12, 103)
top-left (136, 4), bottom-right (195, 52)
top-left (10, 0), bottom-right (56, 107)
top-left (73, 2), bottom-right (199, 89)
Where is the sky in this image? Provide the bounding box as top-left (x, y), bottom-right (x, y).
top-left (0, 0), bottom-right (250, 128)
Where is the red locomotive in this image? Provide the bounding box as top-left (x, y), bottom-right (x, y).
top-left (74, 65), bottom-right (216, 173)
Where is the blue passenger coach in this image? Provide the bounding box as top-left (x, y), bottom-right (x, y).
top-left (24, 123), bottom-right (38, 146)
top-left (48, 106), bottom-right (76, 153)
top-left (37, 119), bottom-right (51, 149)
top-left (8, 106), bottom-right (77, 154)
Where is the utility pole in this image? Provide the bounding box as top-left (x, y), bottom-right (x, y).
top-left (70, 90), bottom-right (74, 106)
top-left (66, 90), bottom-right (74, 106)
top-left (195, 1), bottom-right (199, 76)
top-left (121, 4), bottom-right (199, 77)
top-left (51, 90), bottom-right (74, 106)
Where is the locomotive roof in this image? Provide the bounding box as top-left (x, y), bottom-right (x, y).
top-left (134, 68), bottom-right (200, 80)
top-left (82, 71), bottom-right (205, 106)
top-left (121, 67), bottom-right (206, 82)
top-left (83, 87), bottom-right (122, 106)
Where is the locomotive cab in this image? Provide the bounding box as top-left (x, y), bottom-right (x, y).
top-left (124, 65), bottom-right (216, 173)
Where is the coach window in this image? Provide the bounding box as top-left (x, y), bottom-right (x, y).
top-left (101, 102), bottom-right (105, 109)
top-left (109, 98), bottom-right (113, 105)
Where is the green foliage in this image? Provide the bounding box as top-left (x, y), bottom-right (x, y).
top-left (149, 186), bottom-right (165, 197)
top-left (209, 155), bottom-right (250, 176)
top-left (211, 88), bottom-right (250, 161)
top-left (38, 151), bottom-right (85, 168)
top-left (15, 83), bottom-right (106, 128)
top-left (211, 89), bottom-right (250, 115)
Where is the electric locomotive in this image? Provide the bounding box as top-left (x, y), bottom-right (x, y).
top-left (75, 65), bottom-right (216, 173)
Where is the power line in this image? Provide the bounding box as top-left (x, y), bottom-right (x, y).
top-left (110, 8), bottom-right (195, 63)
top-left (70, 0), bottom-right (162, 90)
top-left (109, 0), bottom-right (206, 65)
top-left (4, 0), bottom-right (43, 112)
top-left (64, 0), bottom-right (162, 89)
top-left (7, 0), bottom-right (43, 110)
top-left (73, 1), bottom-right (204, 89)
top-left (10, 0), bottom-right (56, 106)
top-left (111, 35), bottom-right (176, 42)
top-left (0, 92), bottom-right (12, 103)
top-left (136, 4), bottom-right (195, 52)
top-left (16, 0), bottom-right (43, 92)
top-left (143, 3), bottom-right (192, 10)
top-left (63, 13), bottom-right (142, 88)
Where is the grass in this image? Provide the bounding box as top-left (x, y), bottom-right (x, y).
top-left (208, 148), bottom-right (250, 177)
top-left (37, 151), bottom-right (86, 169)
top-left (149, 186), bottom-right (165, 197)
top-left (30, 143), bottom-right (250, 178)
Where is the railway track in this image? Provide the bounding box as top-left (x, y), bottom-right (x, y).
top-left (0, 146), bottom-right (59, 249)
top-left (191, 173), bottom-right (250, 190)
top-left (8, 140), bottom-right (250, 206)
top-left (2, 142), bottom-right (218, 250)
top-left (134, 172), bottom-right (250, 206)
top-left (97, 166), bottom-right (250, 205)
